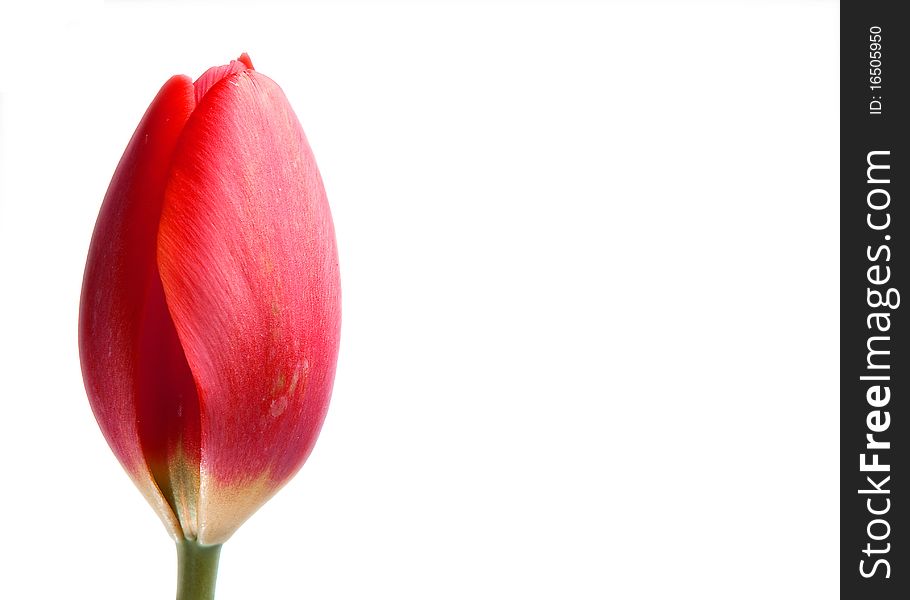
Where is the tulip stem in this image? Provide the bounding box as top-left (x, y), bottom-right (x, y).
top-left (176, 539), bottom-right (223, 600)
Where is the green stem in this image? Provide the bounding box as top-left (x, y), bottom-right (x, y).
top-left (176, 539), bottom-right (223, 600)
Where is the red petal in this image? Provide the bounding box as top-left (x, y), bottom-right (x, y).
top-left (158, 70), bottom-right (340, 543)
top-left (237, 52), bottom-right (254, 70)
top-left (192, 57), bottom-right (251, 105)
top-left (135, 273), bottom-right (202, 536)
top-left (79, 75), bottom-right (197, 538)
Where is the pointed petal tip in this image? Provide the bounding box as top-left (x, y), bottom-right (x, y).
top-left (237, 52), bottom-right (254, 70)
top-left (193, 56), bottom-right (253, 105)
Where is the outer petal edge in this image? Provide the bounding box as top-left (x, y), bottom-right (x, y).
top-left (79, 74), bottom-right (196, 540)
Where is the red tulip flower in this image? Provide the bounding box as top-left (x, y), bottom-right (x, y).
top-left (79, 54), bottom-right (340, 599)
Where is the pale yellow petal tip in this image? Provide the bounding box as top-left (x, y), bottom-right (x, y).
top-left (128, 471), bottom-right (183, 541)
top-left (195, 472), bottom-right (276, 545)
top-left (147, 440), bottom-right (201, 541)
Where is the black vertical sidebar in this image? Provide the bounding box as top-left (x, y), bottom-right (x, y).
top-left (842, 2), bottom-right (908, 598)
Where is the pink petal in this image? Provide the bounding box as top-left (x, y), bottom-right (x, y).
top-left (192, 56), bottom-right (251, 105)
top-left (157, 69), bottom-right (341, 544)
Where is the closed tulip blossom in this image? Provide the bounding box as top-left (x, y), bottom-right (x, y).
top-left (79, 54), bottom-right (340, 599)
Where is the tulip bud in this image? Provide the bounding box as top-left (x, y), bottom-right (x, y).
top-left (79, 54), bottom-right (340, 597)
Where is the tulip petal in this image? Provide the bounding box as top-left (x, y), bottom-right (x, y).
top-left (193, 58), bottom-right (250, 105)
top-left (79, 75), bottom-right (197, 539)
top-left (158, 70), bottom-right (341, 544)
top-left (237, 52), bottom-right (254, 70)
top-left (135, 276), bottom-right (201, 538)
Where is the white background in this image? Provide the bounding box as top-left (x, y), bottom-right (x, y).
top-left (0, 1), bottom-right (837, 598)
